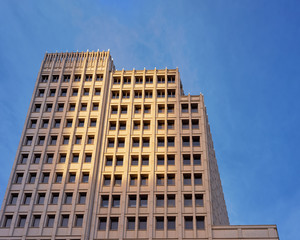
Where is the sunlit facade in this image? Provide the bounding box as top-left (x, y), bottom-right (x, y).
top-left (0, 51), bottom-right (279, 239)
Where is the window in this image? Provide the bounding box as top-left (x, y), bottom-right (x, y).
top-left (57, 102), bottom-right (67, 113)
top-left (138, 217), bottom-right (147, 230)
top-left (139, 175), bottom-right (149, 187)
top-left (156, 174), bottom-right (164, 186)
top-left (103, 175), bottom-right (111, 186)
top-left (83, 88), bottom-right (89, 96)
top-left (51, 193), bottom-right (59, 204)
top-left (168, 89), bottom-right (176, 98)
top-left (63, 136), bottom-right (69, 145)
top-left (132, 138), bottom-right (139, 147)
top-left (87, 135), bottom-right (94, 144)
top-left (84, 153), bottom-right (91, 163)
top-left (192, 119), bottom-right (199, 129)
top-left (194, 173), bottom-right (203, 185)
top-left (37, 193), bottom-right (45, 204)
top-left (119, 121), bottom-right (126, 130)
top-left (59, 154), bottom-right (66, 163)
top-left (81, 103), bottom-right (87, 111)
top-left (123, 77), bottom-right (131, 84)
top-left (46, 103), bottom-right (52, 112)
top-left (135, 76), bottom-right (143, 84)
top-left (196, 216), bottom-right (205, 229)
top-left (131, 155), bottom-right (138, 166)
top-left (69, 173), bottom-right (76, 183)
top-left (194, 154), bottom-right (201, 165)
top-left (52, 75), bottom-right (59, 82)
top-left (134, 105), bottom-right (141, 113)
top-left (130, 175), bottom-right (137, 186)
top-left (192, 136), bottom-right (200, 146)
top-left (38, 136), bottom-right (45, 145)
top-left (145, 76), bottom-right (153, 83)
top-left (167, 194), bottom-right (176, 207)
top-left (95, 88), bottom-right (101, 95)
top-left (166, 155), bottom-right (174, 165)
top-left (92, 103), bottom-right (99, 111)
top-left (107, 138), bottom-right (114, 148)
top-left (144, 105), bottom-right (151, 113)
top-left (112, 91), bottom-right (119, 99)
top-left (140, 195), bottom-right (148, 207)
top-left (38, 89), bottom-right (45, 97)
top-left (167, 104), bottom-right (174, 113)
top-left (133, 120), bottom-right (140, 130)
top-left (50, 136), bottom-right (57, 145)
top-left (99, 217), bottom-right (107, 230)
top-left (167, 216), bottom-right (176, 230)
top-left (183, 154), bottom-right (191, 165)
top-left (41, 75), bottom-right (48, 83)
top-left (101, 195), bottom-right (109, 207)
top-left (48, 89), bottom-right (56, 97)
top-left (96, 74), bottom-right (103, 81)
top-left (157, 76), bottom-right (165, 83)
top-left (45, 153), bottom-right (53, 164)
top-left (167, 174), bottom-right (175, 185)
top-left (3, 215), bottom-right (12, 228)
top-left (17, 215), bottom-right (27, 227)
top-left (183, 174), bottom-right (191, 185)
top-left (54, 119), bottom-right (61, 128)
top-left (34, 104), bottom-right (41, 112)
top-left (143, 120), bottom-right (150, 130)
top-left (156, 217), bottom-right (164, 230)
top-left (64, 75), bottom-right (71, 82)
top-left (46, 215), bottom-right (55, 227)
top-left (25, 136), bottom-right (33, 146)
top-left (121, 105), bottom-right (127, 114)
top-left (9, 193), bottom-right (18, 205)
top-left (128, 195), bottom-right (136, 207)
top-left (72, 153), bottom-right (79, 163)
top-left (23, 193), bottom-right (31, 205)
top-left (74, 75), bottom-right (81, 82)
top-left (85, 74), bottom-right (92, 81)
top-left (184, 194), bottom-right (192, 207)
top-left (78, 192), bottom-right (86, 204)
top-left (191, 103), bottom-right (198, 113)
top-left (195, 194), bottom-right (204, 207)
top-left (61, 214), bottom-right (69, 227)
top-left (60, 88), bottom-right (67, 97)
top-left (127, 217), bottom-right (135, 230)
top-left (158, 104), bottom-right (165, 113)
top-left (15, 173), bottom-right (23, 184)
top-left (167, 137), bottom-right (175, 147)
top-left (106, 156), bottom-right (113, 166)
top-left (114, 175), bottom-right (122, 186)
top-left (135, 90), bottom-right (142, 98)
top-left (185, 216), bottom-right (193, 230)
top-left (32, 215), bottom-right (41, 227)
top-left (157, 155), bottom-right (164, 165)
top-left (30, 119), bottom-right (37, 128)
top-left (65, 193), bottom-right (73, 204)
top-left (20, 154), bottom-right (28, 164)
top-left (182, 136), bottom-right (190, 147)
top-left (157, 137), bottom-right (164, 147)
top-left (156, 194), bottom-right (164, 207)
top-left (55, 173), bottom-right (63, 183)
top-left (90, 119), bottom-right (97, 127)
top-left (82, 172), bottom-right (89, 183)
top-left (182, 119), bottom-right (189, 129)
top-left (75, 214), bottom-right (83, 227)
top-left (113, 77), bottom-right (120, 84)
top-left (33, 154), bottom-right (40, 164)
top-left (167, 120), bottom-right (175, 129)
top-left (145, 90), bottom-right (152, 98)
top-left (109, 121), bottom-right (116, 130)
top-left (41, 172), bottom-right (50, 183)
top-left (69, 103), bottom-right (76, 111)
top-left (116, 156), bottom-right (123, 166)
top-left (78, 119), bottom-right (85, 127)
top-left (72, 88), bottom-right (78, 96)
top-left (157, 90), bottom-right (165, 98)
top-left (118, 138), bottom-right (125, 148)
top-left (168, 75), bottom-right (175, 83)
top-left (110, 217), bottom-right (118, 230)
top-left (158, 120), bottom-right (165, 130)
top-left (112, 195), bottom-right (120, 207)
top-left (142, 155), bottom-right (149, 165)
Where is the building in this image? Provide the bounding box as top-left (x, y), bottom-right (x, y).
top-left (0, 50), bottom-right (279, 240)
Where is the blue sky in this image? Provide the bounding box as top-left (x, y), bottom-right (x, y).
top-left (0, 0), bottom-right (299, 239)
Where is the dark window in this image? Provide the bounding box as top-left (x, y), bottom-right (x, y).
top-left (156, 174), bottom-right (164, 186)
top-left (30, 119), bottom-right (37, 128)
top-left (192, 136), bottom-right (200, 146)
top-left (47, 215), bottom-right (55, 227)
top-left (156, 194), bottom-right (164, 207)
top-left (183, 154), bottom-right (191, 165)
top-left (54, 119), bottom-right (61, 128)
top-left (41, 75), bottom-right (48, 83)
top-left (74, 75), bottom-right (81, 82)
top-left (75, 214), bottom-right (83, 227)
top-left (101, 195), bottom-right (109, 207)
top-left (15, 173), bottom-right (23, 184)
top-left (133, 120), bottom-right (140, 130)
top-left (143, 120), bottom-right (150, 130)
top-left (72, 88), bottom-right (78, 96)
top-left (106, 156), bottom-right (113, 166)
top-left (192, 119), bottom-right (199, 129)
top-left (130, 175), bottom-right (137, 186)
top-left (185, 216), bottom-right (193, 230)
top-left (78, 119), bottom-right (85, 127)
top-left (20, 154), bottom-right (28, 164)
top-left (138, 217), bottom-right (147, 230)
top-left (64, 75), bottom-right (71, 82)
top-left (85, 154), bottom-right (92, 163)
top-left (114, 175), bottom-right (122, 186)
top-left (28, 173), bottom-right (36, 184)
top-left (9, 193), bottom-right (18, 205)
top-left (85, 74), bottom-right (93, 81)
top-left (167, 137), bottom-right (175, 147)
top-left (118, 138), bottom-right (125, 148)
top-left (157, 137), bottom-right (164, 147)
top-left (90, 119), bottom-right (97, 127)
top-left (135, 76), bottom-right (143, 84)
top-left (99, 217), bottom-right (107, 230)
top-left (78, 192), bottom-right (86, 204)
top-left (63, 136), bottom-right (69, 145)
top-left (38, 136), bottom-right (45, 145)
top-left (55, 173), bottom-right (63, 183)
top-left (191, 103), bottom-right (198, 113)
top-left (194, 173), bottom-right (203, 185)
top-left (93, 103), bottom-right (99, 111)
top-left (157, 76), bottom-right (165, 83)
top-left (33, 154), bottom-right (40, 164)
top-left (95, 88), bottom-right (101, 95)
top-left (110, 121), bottom-right (116, 130)
top-left (112, 195), bottom-right (120, 207)
top-left (52, 75), bottom-right (59, 82)
top-left (50, 136), bottom-right (57, 145)
top-left (59, 154), bottom-right (66, 163)
top-left (3, 215), bottom-right (12, 228)
top-left (131, 155), bottom-right (139, 166)
top-left (127, 217), bottom-right (135, 230)
top-left (41, 172), bottom-right (49, 184)
top-left (57, 103), bottom-right (64, 112)
top-left (167, 104), bottom-right (174, 113)
top-left (64, 193), bottom-right (73, 204)
top-left (51, 193), bottom-right (59, 204)
top-left (49, 89), bottom-right (56, 97)
top-left (103, 175), bottom-right (111, 186)
top-left (119, 121), bottom-right (126, 130)
top-left (145, 90), bottom-right (152, 98)
top-left (195, 194), bottom-right (204, 207)
top-left (158, 120), bottom-right (165, 130)
top-left (183, 174), bottom-right (191, 185)
top-left (157, 90), bottom-right (165, 98)
top-left (132, 138), bottom-right (139, 147)
top-left (144, 105), bottom-right (151, 113)
top-left (184, 194), bottom-right (192, 207)
top-left (113, 77), bottom-right (120, 84)
top-left (96, 74), bottom-right (103, 81)
top-left (140, 195), bottom-right (148, 207)
top-left (81, 103), bottom-right (87, 111)
top-left (110, 217), bottom-right (118, 230)
top-left (182, 119), bottom-right (189, 129)
top-left (72, 154), bottom-right (79, 163)
top-left (60, 88), bottom-right (67, 96)
top-left (168, 89), bottom-right (176, 98)
top-left (82, 172), bottom-right (89, 183)
top-left (167, 194), bottom-right (176, 207)
top-left (32, 215), bottom-right (41, 227)
top-left (194, 154), bottom-right (201, 165)
top-left (23, 193), bottom-right (31, 205)
top-left (83, 88), bottom-right (89, 96)
top-left (182, 136), bottom-right (190, 147)
top-left (167, 120), bottom-right (175, 129)
top-left (167, 174), bottom-right (175, 185)
top-left (25, 136), bottom-right (33, 146)
top-left (135, 90), bottom-right (142, 98)
top-left (167, 216), bottom-right (176, 230)
top-left (121, 105), bottom-right (127, 114)
top-left (156, 217), bottom-right (164, 230)
top-left (196, 216), bottom-right (205, 229)
top-left (142, 155), bottom-right (149, 165)
top-left (134, 105), bottom-right (141, 113)
top-left (116, 156), bottom-right (123, 166)
top-left (69, 103), bottom-right (76, 111)
top-left (112, 91), bottom-right (119, 99)
top-left (167, 75), bottom-right (175, 83)
top-left (87, 135), bottom-right (94, 144)
top-left (61, 214), bottom-right (69, 227)
top-left (37, 193), bottom-right (45, 204)
top-left (34, 104), bottom-right (41, 112)
top-left (17, 215), bottom-right (27, 227)
top-left (45, 153), bottom-right (53, 164)
top-left (145, 76), bottom-right (153, 83)
top-left (75, 135), bottom-right (82, 144)
top-left (108, 138), bottom-right (114, 148)
top-left (69, 173), bottom-right (76, 183)
top-left (128, 195), bottom-right (136, 207)
top-left (157, 155), bottom-right (164, 165)
top-left (141, 174), bottom-right (148, 186)
top-left (158, 104), bottom-right (165, 113)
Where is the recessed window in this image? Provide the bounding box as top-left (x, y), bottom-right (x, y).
top-left (51, 193), bottom-right (59, 204)
top-left (143, 120), bottom-right (150, 130)
top-left (107, 138), bottom-right (114, 148)
top-left (142, 155), bottom-right (149, 165)
top-left (99, 217), bottom-right (107, 230)
top-left (78, 192), bottom-right (86, 204)
top-left (183, 174), bottom-right (192, 185)
top-left (138, 217), bottom-right (147, 230)
top-left (48, 89), bottom-right (56, 97)
top-left (167, 137), bottom-right (175, 147)
top-left (90, 119), bottom-right (97, 127)
top-left (38, 136), bottom-right (45, 145)
top-left (38, 89), bottom-right (45, 97)
top-left (114, 175), bottom-right (122, 186)
top-left (72, 153), bottom-right (79, 163)
top-left (196, 216), bottom-right (205, 229)
top-left (87, 135), bottom-right (94, 144)
top-left (167, 194), bottom-right (176, 207)
top-left (182, 136), bottom-right (190, 147)
top-left (109, 121), bottom-right (116, 130)
top-left (112, 91), bottom-right (119, 99)
top-left (156, 174), bottom-right (164, 186)
top-left (64, 192), bottom-right (73, 204)
top-left (52, 75), bottom-right (59, 82)
top-left (140, 195), bottom-right (148, 207)
top-left (130, 175), bottom-right (137, 186)
top-left (74, 75), bottom-right (81, 82)
top-left (195, 194), bottom-right (204, 207)
top-left (69, 173), bottom-right (76, 183)
top-left (103, 175), bottom-right (111, 186)
top-left (112, 195), bottom-right (120, 207)
top-left (78, 119), bottom-right (85, 127)
top-left (133, 120), bottom-right (140, 130)
top-left (30, 119), bottom-right (37, 128)
top-left (94, 88), bottom-right (101, 95)
top-left (157, 155), bottom-right (164, 165)
top-left (46, 215), bottom-right (55, 227)
top-left (83, 88), bottom-right (89, 96)
top-left (142, 137), bottom-right (150, 147)
top-left (182, 119), bottom-right (189, 129)
top-left (59, 154), bottom-right (66, 163)
top-left (157, 90), bottom-right (165, 98)
top-left (131, 155), bottom-right (139, 166)
top-left (63, 136), bottom-right (69, 145)
top-left (33, 154), bottom-right (40, 164)
top-left (69, 103), bottom-right (76, 111)
top-left (64, 75), bottom-right (71, 82)
top-left (119, 121), bottom-right (126, 130)
top-left (25, 136), bottom-right (33, 146)
top-left (145, 76), bottom-right (153, 83)
top-left (158, 120), bottom-right (165, 130)
top-left (96, 74), bottom-right (103, 81)
top-left (144, 90), bottom-right (152, 98)
top-left (93, 103), bottom-right (99, 111)
top-left (167, 216), bottom-right (176, 230)
top-left (156, 194), bottom-right (164, 207)
top-left (72, 88), bottom-right (78, 96)
top-left (106, 156), bottom-right (113, 166)
top-left (134, 105), bottom-right (141, 114)
top-left (191, 103), bottom-right (198, 113)
top-left (45, 153), bottom-right (54, 164)
top-left (167, 155), bottom-right (175, 165)
top-left (167, 104), bottom-right (174, 113)
top-left (183, 154), bottom-right (191, 165)
top-left (192, 119), bottom-right (199, 129)
top-left (132, 138), bottom-right (139, 147)
top-left (135, 76), bottom-right (143, 84)
top-left (28, 172), bottom-right (36, 184)
top-left (57, 103), bottom-right (64, 112)
top-left (116, 156), bottom-right (123, 166)
top-left (167, 120), bottom-right (175, 129)
top-left (113, 77), bottom-right (120, 84)
top-left (167, 174), bottom-right (175, 185)
top-left (158, 104), bottom-right (165, 113)
top-left (82, 172), bottom-right (89, 183)
top-left (54, 119), bottom-right (61, 128)
top-left (20, 154), bottom-right (28, 164)
top-left (184, 194), bottom-right (192, 207)
top-left (66, 119), bottom-right (73, 128)
top-left (37, 193), bottom-right (45, 204)
top-left (156, 217), bottom-right (164, 230)
top-left (40, 75), bottom-right (48, 83)
top-left (135, 90), bottom-right (142, 98)
top-left (168, 89), bottom-right (176, 98)
top-left (144, 105), bottom-right (151, 114)
top-left (85, 74), bottom-right (93, 81)
top-left (157, 76), bottom-right (165, 83)
top-left (41, 172), bottom-right (49, 184)
top-left (61, 214), bottom-right (69, 227)
top-left (121, 105), bottom-right (127, 114)
top-left (185, 216), bottom-right (193, 230)
top-left (192, 136), bottom-right (200, 146)
top-left (101, 195), bottom-right (109, 207)
top-left (123, 77), bottom-right (131, 84)
top-left (118, 138), bottom-right (125, 148)
top-left (110, 217), bottom-right (118, 230)
top-left (194, 154), bottom-right (201, 165)
top-left (194, 173), bottom-right (203, 185)
top-left (81, 103), bottom-right (87, 111)
top-left (75, 214), bottom-right (84, 227)
top-left (9, 193), bottom-right (18, 205)
top-left (34, 104), bottom-right (41, 112)
top-left (3, 215), bottom-right (13, 228)
top-left (128, 195), bottom-right (136, 207)
top-left (60, 88), bottom-right (67, 97)
top-left (50, 135), bottom-right (57, 145)
top-left (55, 173), bottom-right (63, 183)
top-left (127, 217), bottom-right (135, 230)
top-left (17, 215), bottom-right (27, 227)
top-left (167, 75), bottom-right (175, 83)
top-left (141, 174), bottom-right (148, 186)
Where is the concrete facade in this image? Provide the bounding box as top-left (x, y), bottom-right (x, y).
top-left (0, 51), bottom-right (279, 239)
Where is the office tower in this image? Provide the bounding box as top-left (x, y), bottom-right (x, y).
top-left (0, 50), bottom-right (278, 240)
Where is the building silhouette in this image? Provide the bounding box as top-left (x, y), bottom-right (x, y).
top-left (0, 51), bottom-right (279, 239)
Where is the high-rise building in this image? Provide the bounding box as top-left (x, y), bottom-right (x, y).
top-left (0, 50), bottom-right (278, 240)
